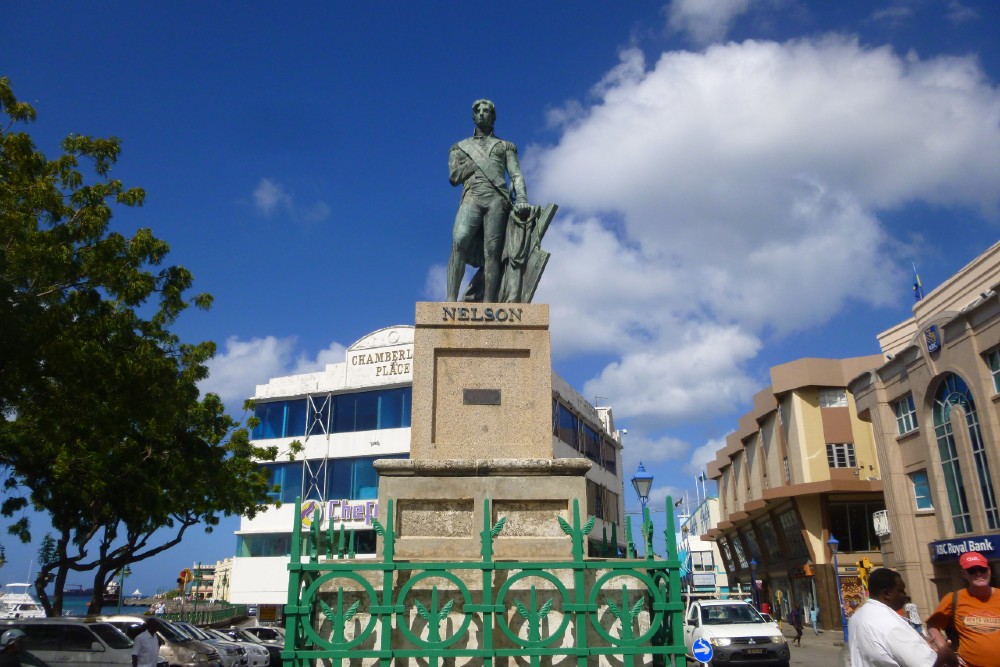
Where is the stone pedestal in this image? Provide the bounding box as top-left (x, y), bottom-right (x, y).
top-left (376, 302), bottom-right (590, 561)
top-left (410, 302), bottom-right (553, 460)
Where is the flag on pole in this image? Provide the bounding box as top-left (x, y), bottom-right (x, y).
top-left (912, 262), bottom-right (924, 301)
top-left (674, 498), bottom-right (684, 507)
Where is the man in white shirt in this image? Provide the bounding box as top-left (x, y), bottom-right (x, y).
top-left (849, 568), bottom-right (957, 667)
top-left (131, 622), bottom-right (161, 667)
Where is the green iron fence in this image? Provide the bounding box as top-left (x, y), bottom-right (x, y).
top-left (282, 496), bottom-right (685, 667)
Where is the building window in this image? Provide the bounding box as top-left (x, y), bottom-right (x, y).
top-left (740, 527), bottom-right (762, 562)
top-left (819, 388), bottom-right (848, 408)
top-left (783, 457), bottom-right (790, 483)
top-left (718, 537), bottom-right (735, 572)
top-left (934, 373), bottom-right (998, 532)
top-left (252, 399), bottom-right (308, 439)
top-left (253, 388), bottom-right (412, 439)
top-left (828, 501), bottom-right (885, 552)
top-left (910, 471), bottom-right (933, 511)
top-left (893, 395), bottom-right (918, 435)
top-left (988, 349), bottom-right (1000, 393)
top-left (555, 402), bottom-right (579, 449)
top-left (826, 443), bottom-right (857, 468)
top-left (731, 536), bottom-right (749, 569)
top-left (756, 518), bottom-right (784, 562)
top-left (333, 387), bottom-right (412, 432)
top-left (262, 461), bottom-right (303, 503)
top-left (777, 510), bottom-right (810, 559)
top-left (691, 551), bottom-right (715, 571)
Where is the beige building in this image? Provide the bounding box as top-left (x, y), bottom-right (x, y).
top-left (849, 241), bottom-right (1000, 616)
top-left (706, 356), bottom-right (884, 631)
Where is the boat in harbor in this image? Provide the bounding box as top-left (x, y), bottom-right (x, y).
top-left (0, 583), bottom-right (46, 618)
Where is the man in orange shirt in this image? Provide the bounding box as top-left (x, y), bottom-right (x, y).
top-left (927, 552), bottom-right (1000, 667)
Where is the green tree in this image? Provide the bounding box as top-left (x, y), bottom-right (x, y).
top-left (0, 77), bottom-right (277, 616)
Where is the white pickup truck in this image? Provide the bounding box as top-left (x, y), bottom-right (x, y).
top-left (683, 599), bottom-right (790, 666)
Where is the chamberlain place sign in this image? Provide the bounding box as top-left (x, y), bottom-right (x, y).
top-left (929, 535), bottom-right (998, 563)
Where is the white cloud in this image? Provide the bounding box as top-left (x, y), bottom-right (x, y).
top-left (666, 0), bottom-right (755, 45)
top-left (251, 178), bottom-right (330, 223)
top-left (292, 341), bottom-right (348, 375)
top-left (524, 36), bottom-right (1000, 467)
top-left (252, 178), bottom-right (292, 216)
top-left (201, 336), bottom-right (347, 411)
top-left (201, 335), bottom-right (299, 407)
top-left (688, 437), bottom-right (727, 476)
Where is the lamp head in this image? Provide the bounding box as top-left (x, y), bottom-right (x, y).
top-left (631, 462), bottom-right (654, 502)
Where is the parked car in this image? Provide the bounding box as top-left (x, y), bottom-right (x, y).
top-left (0, 617), bottom-right (136, 667)
top-left (223, 628), bottom-right (281, 667)
top-left (172, 622), bottom-right (247, 667)
top-left (241, 627), bottom-right (283, 645)
top-left (95, 616), bottom-right (222, 667)
top-left (683, 599), bottom-right (790, 666)
top-left (203, 628), bottom-right (269, 667)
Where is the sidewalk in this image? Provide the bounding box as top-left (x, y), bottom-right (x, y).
top-left (777, 622), bottom-right (846, 648)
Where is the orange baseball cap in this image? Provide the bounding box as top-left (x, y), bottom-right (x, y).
top-left (960, 552), bottom-right (989, 569)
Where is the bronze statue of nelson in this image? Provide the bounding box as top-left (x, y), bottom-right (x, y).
top-left (446, 99), bottom-right (530, 303)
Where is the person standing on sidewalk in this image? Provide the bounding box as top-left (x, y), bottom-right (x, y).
top-left (849, 568), bottom-right (957, 667)
top-left (927, 552), bottom-right (999, 667)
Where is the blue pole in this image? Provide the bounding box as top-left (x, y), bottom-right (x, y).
top-left (831, 549), bottom-right (848, 643)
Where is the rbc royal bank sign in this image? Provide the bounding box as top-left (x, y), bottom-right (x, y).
top-left (929, 534), bottom-right (997, 563)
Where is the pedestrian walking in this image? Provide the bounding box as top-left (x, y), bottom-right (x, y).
top-left (790, 605), bottom-right (804, 646)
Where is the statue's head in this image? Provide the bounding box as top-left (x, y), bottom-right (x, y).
top-left (472, 99), bottom-right (496, 131)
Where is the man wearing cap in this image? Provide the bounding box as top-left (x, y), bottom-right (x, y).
top-left (927, 551), bottom-right (1000, 667)
top-left (0, 629), bottom-right (45, 667)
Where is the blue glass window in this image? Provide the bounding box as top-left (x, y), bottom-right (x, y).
top-left (325, 454), bottom-right (407, 500)
top-left (933, 373), bottom-right (998, 531)
top-left (262, 461), bottom-right (303, 504)
top-left (252, 399), bottom-right (307, 439)
top-left (911, 471), bottom-right (933, 510)
top-left (556, 403), bottom-right (578, 449)
top-left (332, 388), bottom-right (412, 433)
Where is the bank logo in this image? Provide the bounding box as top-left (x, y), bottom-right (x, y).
top-left (300, 499), bottom-right (323, 527)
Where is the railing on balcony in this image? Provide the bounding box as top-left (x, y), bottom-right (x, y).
top-left (873, 509), bottom-right (890, 537)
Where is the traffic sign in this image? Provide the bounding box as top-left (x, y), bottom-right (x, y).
top-left (692, 638), bottom-right (713, 664)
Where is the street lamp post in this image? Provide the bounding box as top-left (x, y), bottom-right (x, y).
top-left (631, 462), bottom-right (654, 557)
top-left (116, 566), bottom-right (131, 614)
top-left (828, 536), bottom-right (848, 643)
top-left (192, 563), bottom-right (202, 623)
top-left (749, 558), bottom-right (758, 609)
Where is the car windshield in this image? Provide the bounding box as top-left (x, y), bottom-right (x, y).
top-left (702, 605), bottom-right (764, 624)
top-left (231, 630), bottom-right (264, 644)
top-left (206, 629), bottom-right (239, 643)
top-left (155, 620), bottom-right (193, 643)
top-left (177, 623), bottom-right (210, 640)
top-left (89, 622), bottom-right (133, 649)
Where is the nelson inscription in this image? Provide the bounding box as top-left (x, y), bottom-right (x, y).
top-left (441, 306), bottom-right (523, 323)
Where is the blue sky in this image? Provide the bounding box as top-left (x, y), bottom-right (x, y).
top-left (4, 0), bottom-right (1000, 594)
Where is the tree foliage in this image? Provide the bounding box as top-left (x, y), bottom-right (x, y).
top-left (0, 77), bottom-right (278, 616)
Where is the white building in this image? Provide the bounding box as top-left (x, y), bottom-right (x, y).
top-left (678, 498), bottom-right (729, 599)
top-left (229, 325), bottom-right (626, 605)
